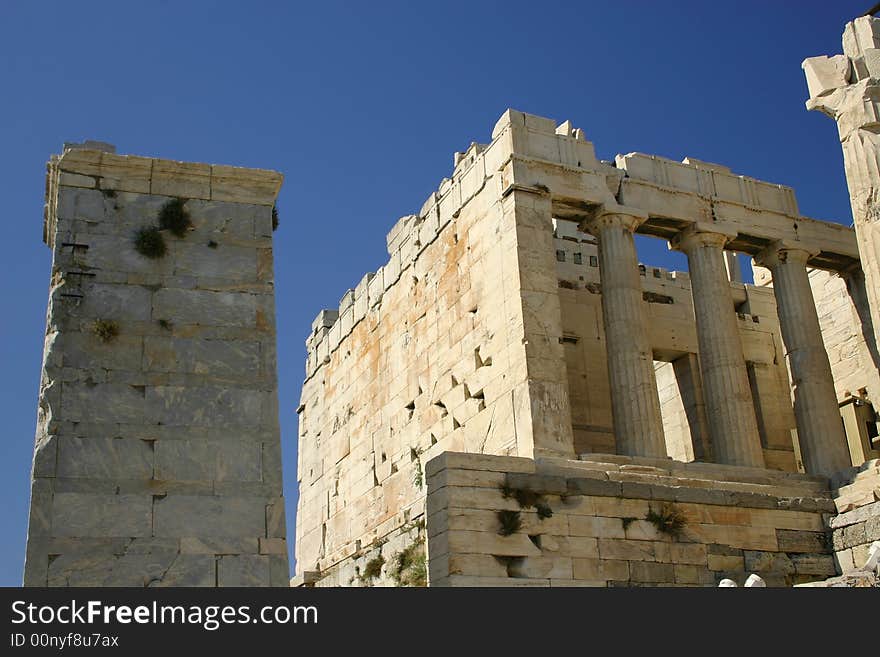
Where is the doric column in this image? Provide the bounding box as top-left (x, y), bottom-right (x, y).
top-left (672, 227), bottom-right (764, 467)
top-left (756, 244), bottom-right (851, 476)
top-left (581, 212), bottom-right (666, 458)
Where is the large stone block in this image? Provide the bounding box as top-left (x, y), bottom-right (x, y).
top-left (64, 283), bottom-right (153, 322)
top-left (218, 555), bottom-right (271, 586)
top-left (152, 289), bottom-right (257, 327)
top-left (172, 243), bottom-right (258, 280)
top-left (56, 437), bottom-right (154, 480)
top-left (153, 495), bottom-right (267, 537)
top-left (802, 55), bottom-right (850, 99)
top-left (61, 382), bottom-right (146, 424)
top-left (155, 440), bottom-right (261, 482)
top-left (155, 555), bottom-right (217, 586)
top-left (145, 385), bottom-right (264, 428)
top-left (51, 493), bottom-right (152, 537)
top-left (142, 336), bottom-right (261, 378)
top-left (776, 529), bottom-right (830, 553)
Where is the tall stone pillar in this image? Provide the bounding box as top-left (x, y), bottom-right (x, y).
top-left (581, 212), bottom-right (666, 458)
top-left (756, 245), bottom-right (851, 476)
top-left (25, 143), bottom-right (289, 586)
top-left (672, 227), bottom-right (764, 467)
top-left (804, 16), bottom-right (880, 355)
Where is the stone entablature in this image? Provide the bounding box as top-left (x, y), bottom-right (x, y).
top-left (303, 110), bottom-right (859, 384)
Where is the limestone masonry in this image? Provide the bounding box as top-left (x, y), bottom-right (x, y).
top-left (25, 143), bottom-right (289, 586)
top-left (293, 17), bottom-right (880, 587)
top-left (25, 15), bottom-right (880, 588)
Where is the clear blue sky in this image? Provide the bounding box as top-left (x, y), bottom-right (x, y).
top-left (0, 0), bottom-right (866, 585)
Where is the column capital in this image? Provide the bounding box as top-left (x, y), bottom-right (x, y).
top-left (754, 241), bottom-right (816, 268)
top-left (579, 205), bottom-right (647, 236)
top-left (669, 224), bottom-right (735, 254)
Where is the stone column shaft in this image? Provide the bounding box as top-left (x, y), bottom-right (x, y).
top-left (674, 228), bottom-right (764, 467)
top-left (584, 213), bottom-right (666, 458)
top-left (757, 246), bottom-right (851, 476)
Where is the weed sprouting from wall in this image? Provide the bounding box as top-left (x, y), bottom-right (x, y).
top-left (157, 319), bottom-right (173, 331)
top-left (645, 503), bottom-right (687, 538)
top-left (411, 447), bottom-right (424, 489)
top-left (158, 198), bottom-right (191, 237)
top-left (133, 226), bottom-right (167, 258)
top-left (497, 510), bottom-right (522, 536)
top-left (501, 481), bottom-right (553, 520)
top-left (92, 319), bottom-right (119, 343)
top-left (362, 555), bottom-right (385, 581)
top-left (391, 539), bottom-right (426, 587)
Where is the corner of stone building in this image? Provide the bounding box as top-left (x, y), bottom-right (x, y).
top-left (24, 143), bottom-right (289, 587)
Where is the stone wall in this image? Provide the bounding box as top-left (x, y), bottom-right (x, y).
top-left (829, 459), bottom-right (880, 573)
top-left (426, 452), bottom-right (835, 586)
top-left (295, 110), bottom-right (812, 583)
top-left (24, 145), bottom-right (289, 586)
top-left (295, 136), bottom-right (542, 578)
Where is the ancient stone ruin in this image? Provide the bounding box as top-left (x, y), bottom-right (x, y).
top-left (24, 144), bottom-right (289, 586)
top-left (23, 16), bottom-right (880, 587)
top-left (292, 17), bottom-right (880, 588)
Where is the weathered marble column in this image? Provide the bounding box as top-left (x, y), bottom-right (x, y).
top-left (672, 227), bottom-right (764, 467)
top-left (756, 245), bottom-right (851, 476)
top-left (804, 16), bottom-right (880, 356)
top-left (581, 212), bottom-right (666, 458)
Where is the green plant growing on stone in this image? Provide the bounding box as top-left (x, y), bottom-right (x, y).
top-left (500, 484), bottom-right (539, 509)
top-left (497, 510), bottom-right (522, 536)
top-left (207, 240), bottom-right (218, 249)
top-left (134, 226), bottom-right (167, 258)
top-left (100, 188), bottom-right (116, 198)
top-left (158, 197), bottom-right (191, 237)
top-left (621, 517), bottom-right (636, 530)
top-left (272, 205), bottom-right (279, 231)
top-left (501, 481), bottom-right (553, 518)
top-left (157, 319), bottom-right (173, 331)
top-left (360, 554), bottom-right (385, 584)
top-left (92, 319), bottom-right (119, 343)
top-left (411, 447), bottom-right (424, 489)
top-left (391, 539), bottom-right (427, 587)
top-left (645, 503), bottom-right (687, 539)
